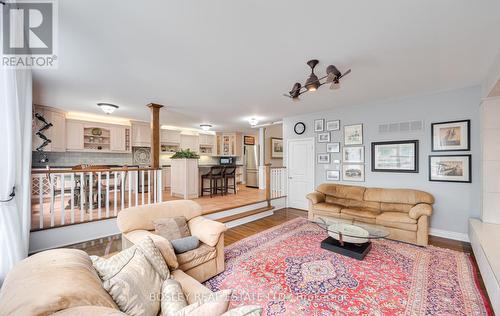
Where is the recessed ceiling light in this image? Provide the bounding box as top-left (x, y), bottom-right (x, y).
top-left (97, 103), bottom-right (119, 114)
top-left (200, 124), bottom-right (212, 131)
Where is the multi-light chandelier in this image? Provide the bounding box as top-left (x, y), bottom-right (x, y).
top-left (284, 59), bottom-right (351, 101)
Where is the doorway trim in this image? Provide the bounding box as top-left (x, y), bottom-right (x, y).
top-left (285, 137), bottom-right (315, 209)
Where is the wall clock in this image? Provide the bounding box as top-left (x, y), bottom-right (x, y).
top-left (294, 122), bottom-right (306, 135)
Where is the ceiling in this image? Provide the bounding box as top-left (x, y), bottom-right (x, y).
top-left (33, 0), bottom-right (500, 131)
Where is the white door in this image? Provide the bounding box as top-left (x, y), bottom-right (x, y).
top-left (287, 138), bottom-right (315, 210)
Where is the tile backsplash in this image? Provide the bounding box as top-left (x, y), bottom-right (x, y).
top-left (32, 151), bottom-right (133, 168)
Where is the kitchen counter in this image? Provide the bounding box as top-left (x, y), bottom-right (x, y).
top-left (161, 164), bottom-right (243, 168)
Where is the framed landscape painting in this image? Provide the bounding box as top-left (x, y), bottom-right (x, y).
top-left (429, 155), bottom-right (471, 183)
top-left (431, 120), bottom-right (470, 151)
top-left (372, 140), bottom-right (419, 173)
top-left (271, 137), bottom-right (283, 158)
top-left (344, 124), bottom-right (363, 145)
top-left (342, 164), bottom-right (365, 182)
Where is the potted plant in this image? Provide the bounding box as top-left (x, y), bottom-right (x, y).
top-left (171, 149), bottom-right (200, 159)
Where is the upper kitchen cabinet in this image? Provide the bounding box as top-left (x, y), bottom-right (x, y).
top-left (65, 120), bottom-right (130, 153)
top-left (180, 134), bottom-right (199, 152)
top-left (32, 105), bottom-right (66, 152)
top-left (199, 133), bottom-right (216, 155)
top-left (110, 126), bottom-right (130, 151)
top-left (161, 129), bottom-right (181, 144)
top-left (216, 132), bottom-right (242, 156)
top-left (131, 121), bottom-right (151, 147)
top-left (65, 120), bottom-right (84, 151)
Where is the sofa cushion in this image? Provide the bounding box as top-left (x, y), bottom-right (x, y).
top-left (380, 202), bottom-right (413, 213)
top-left (171, 236), bottom-right (200, 254)
top-left (161, 279), bottom-right (188, 315)
top-left (312, 202), bottom-right (342, 213)
top-left (0, 249), bottom-right (117, 316)
top-left (154, 216), bottom-right (191, 240)
top-left (170, 270), bottom-right (212, 305)
top-left (341, 208), bottom-right (381, 219)
top-left (123, 230), bottom-right (179, 270)
top-left (364, 188), bottom-right (434, 205)
top-left (91, 237), bottom-right (169, 316)
top-left (376, 212), bottom-right (418, 231)
top-left (316, 183), bottom-right (365, 201)
top-left (177, 243), bottom-right (216, 271)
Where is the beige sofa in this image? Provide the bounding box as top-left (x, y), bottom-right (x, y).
top-left (117, 200), bottom-right (227, 283)
top-left (0, 248), bottom-right (213, 316)
top-left (306, 183), bottom-right (434, 246)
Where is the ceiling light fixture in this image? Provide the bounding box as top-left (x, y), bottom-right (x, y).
top-left (97, 103), bottom-right (119, 114)
top-left (200, 124), bottom-right (212, 131)
top-left (284, 59), bottom-right (351, 100)
top-left (248, 118), bottom-right (259, 126)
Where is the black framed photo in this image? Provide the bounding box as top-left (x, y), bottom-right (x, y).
top-left (431, 120), bottom-right (470, 152)
top-left (429, 155), bottom-right (471, 183)
top-left (371, 140), bottom-right (419, 173)
top-left (314, 119), bottom-right (325, 132)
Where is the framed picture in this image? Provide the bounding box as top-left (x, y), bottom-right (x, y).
top-left (344, 124), bottom-right (363, 145)
top-left (431, 120), bottom-right (470, 151)
top-left (314, 119), bottom-right (325, 132)
top-left (271, 137), bottom-right (283, 158)
top-left (317, 132), bottom-right (331, 143)
top-left (317, 153), bottom-right (330, 164)
top-left (342, 164), bottom-right (365, 182)
top-left (343, 146), bottom-right (364, 163)
top-left (326, 142), bottom-right (340, 153)
top-left (326, 120), bottom-right (340, 131)
top-left (326, 170), bottom-right (340, 181)
top-left (429, 155), bottom-right (471, 183)
top-left (244, 136), bottom-right (255, 145)
top-left (371, 140), bottom-right (419, 173)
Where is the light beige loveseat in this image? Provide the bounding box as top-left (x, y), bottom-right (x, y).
top-left (306, 183), bottom-right (435, 246)
top-left (0, 248), bottom-right (213, 316)
top-left (117, 200), bottom-right (227, 283)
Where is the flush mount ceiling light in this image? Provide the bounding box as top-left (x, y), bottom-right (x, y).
top-left (97, 103), bottom-right (119, 114)
top-left (200, 124), bottom-right (212, 131)
top-left (248, 118), bottom-right (259, 126)
top-left (284, 59), bottom-right (351, 101)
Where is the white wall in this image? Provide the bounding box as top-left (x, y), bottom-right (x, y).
top-left (283, 86), bottom-right (481, 235)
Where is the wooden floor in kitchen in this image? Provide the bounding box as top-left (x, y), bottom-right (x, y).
top-left (31, 185), bottom-right (266, 231)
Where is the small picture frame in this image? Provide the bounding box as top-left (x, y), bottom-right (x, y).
top-left (270, 137), bottom-right (283, 159)
top-left (326, 120), bottom-right (340, 131)
top-left (342, 164), bottom-right (365, 182)
top-left (344, 124), bottom-right (363, 145)
top-left (326, 170), bottom-right (340, 181)
top-left (326, 142), bottom-right (340, 153)
top-left (317, 153), bottom-right (330, 164)
top-left (343, 146), bottom-right (364, 163)
top-left (431, 120), bottom-right (470, 152)
top-left (314, 119), bottom-right (325, 132)
top-left (317, 132), bottom-right (331, 143)
top-left (429, 155), bottom-right (471, 183)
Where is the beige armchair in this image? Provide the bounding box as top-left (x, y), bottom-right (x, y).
top-left (117, 200), bottom-right (227, 282)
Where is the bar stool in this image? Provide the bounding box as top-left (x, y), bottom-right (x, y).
top-left (223, 166), bottom-right (237, 195)
top-left (201, 166), bottom-right (224, 198)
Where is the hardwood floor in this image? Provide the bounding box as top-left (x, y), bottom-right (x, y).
top-left (67, 207), bottom-right (492, 310)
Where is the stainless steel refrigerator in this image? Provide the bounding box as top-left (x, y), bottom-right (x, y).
top-left (244, 145), bottom-right (259, 188)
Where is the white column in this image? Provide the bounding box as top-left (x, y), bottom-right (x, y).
top-left (481, 97), bottom-right (500, 224)
top-left (258, 127), bottom-right (266, 189)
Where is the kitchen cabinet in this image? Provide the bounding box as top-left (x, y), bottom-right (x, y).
top-left (110, 126), bottom-right (127, 151)
top-left (162, 167), bottom-right (171, 188)
top-left (199, 133), bottom-right (216, 156)
top-left (32, 106), bottom-right (66, 152)
top-left (66, 120), bottom-right (84, 151)
top-left (199, 133), bottom-right (215, 146)
top-left (217, 132), bottom-right (243, 156)
top-left (161, 129), bottom-right (181, 144)
top-left (180, 134), bottom-right (199, 152)
top-left (131, 121), bottom-right (151, 147)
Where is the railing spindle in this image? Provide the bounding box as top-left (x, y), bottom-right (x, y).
top-left (70, 173), bottom-right (75, 224)
top-left (141, 171), bottom-right (145, 205)
top-left (153, 170), bottom-right (157, 204)
top-left (113, 171), bottom-right (118, 216)
top-left (105, 172), bottom-right (110, 218)
top-left (148, 170), bottom-right (151, 205)
top-left (158, 169), bottom-right (163, 203)
top-left (97, 172), bottom-right (102, 219)
top-left (39, 174), bottom-right (44, 229)
top-left (80, 173), bottom-right (84, 222)
top-left (128, 170), bottom-right (132, 208)
top-left (121, 171), bottom-right (125, 211)
top-left (88, 172), bottom-right (93, 220)
top-left (49, 175), bottom-right (55, 227)
top-left (135, 170), bottom-right (139, 207)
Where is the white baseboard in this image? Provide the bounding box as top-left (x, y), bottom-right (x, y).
top-left (429, 227), bottom-right (470, 242)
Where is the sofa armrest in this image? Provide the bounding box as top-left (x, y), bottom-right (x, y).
top-left (123, 230), bottom-right (179, 269)
top-left (409, 203), bottom-right (433, 220)
top-left (188, 216), bottom-right (227, 247)
top-left (306, 192), bottom-right (325, 204)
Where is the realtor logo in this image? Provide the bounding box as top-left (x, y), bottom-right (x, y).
top-left (2, 0), bottom-right (58, 68)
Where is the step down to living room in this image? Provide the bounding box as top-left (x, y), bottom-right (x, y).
top-left (204, 200), bottom-right (279, 228)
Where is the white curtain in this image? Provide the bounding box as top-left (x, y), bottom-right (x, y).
top-left (0, 68), bottom-right (33, 285)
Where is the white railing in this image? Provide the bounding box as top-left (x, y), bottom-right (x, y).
top-left (31, 167), bottom-right (163, 231)
top-left (269, 167), bottom-right (287, 199)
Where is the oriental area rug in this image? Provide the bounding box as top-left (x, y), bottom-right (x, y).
top-left (204, 218), bottom-right (491, 316)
